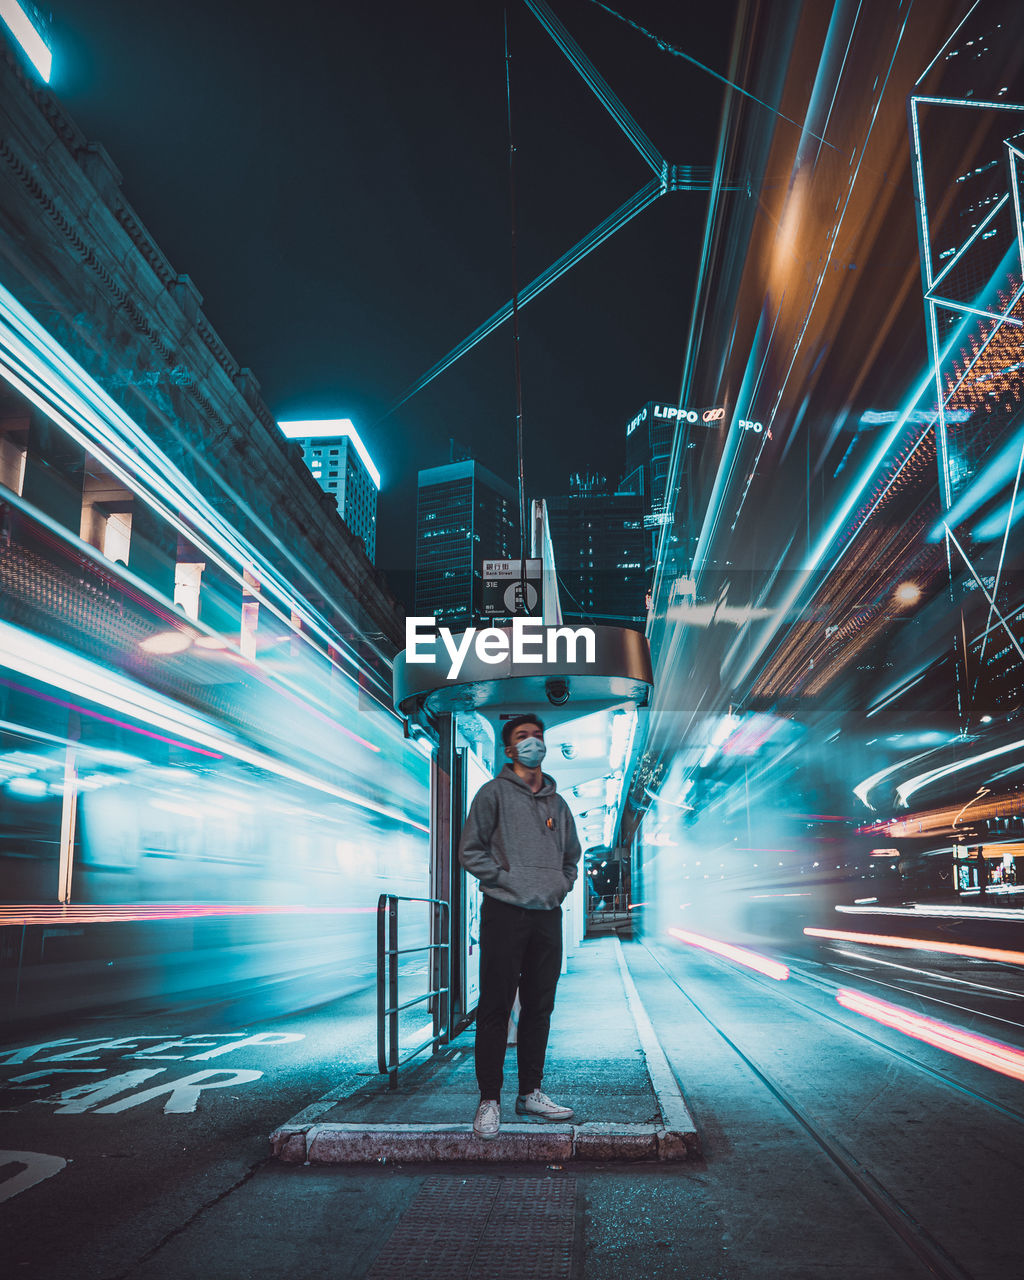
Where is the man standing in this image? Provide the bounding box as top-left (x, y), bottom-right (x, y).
top-left (458, 713), bottom-right (581, 1139)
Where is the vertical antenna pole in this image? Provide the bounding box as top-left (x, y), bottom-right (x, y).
top-left (504, 8), bottom-right (529, 601)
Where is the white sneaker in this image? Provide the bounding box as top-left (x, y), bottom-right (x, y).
top-left (515, 1088), bottom-right (574, 1121)
top-left (473, 1098), bottom-right (500, 1139)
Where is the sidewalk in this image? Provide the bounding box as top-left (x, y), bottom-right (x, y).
top-left (270, 936), bottom-right (699, 1164)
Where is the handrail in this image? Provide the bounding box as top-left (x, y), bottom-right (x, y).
top-left (377, 893), bottom-right (450, 1089)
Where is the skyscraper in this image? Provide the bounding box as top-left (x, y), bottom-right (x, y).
top-left (544, 473), bottom-right (645, 629)
top-left (279, 418), bottom-right (380, 562)
top-left (621, 400), bottom-right (723, 574)
top-left (415, 460), bottom-right (517, 629)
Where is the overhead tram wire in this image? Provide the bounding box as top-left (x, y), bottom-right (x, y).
top-left (586, 0), bottom-right (840, 155)
top-left (505, 7), bottom-right (529, 601)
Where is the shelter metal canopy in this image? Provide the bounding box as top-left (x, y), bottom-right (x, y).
top-left (392, 624), bottom-right (653, 721)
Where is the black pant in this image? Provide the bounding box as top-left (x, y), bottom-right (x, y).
top-left (474, 895), bottom-right (563, 1100)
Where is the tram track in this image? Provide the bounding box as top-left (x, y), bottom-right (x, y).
top-left (642, 940), bottom-right (994, 1280)
top-left (660, 938), bottom-right (1024, 1126)
top-left (825, 962), bottom-right (1024, 1032)
top-left (778, 961), bottom-right (1024, 1125)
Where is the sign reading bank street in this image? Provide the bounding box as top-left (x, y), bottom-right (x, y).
top-left (406, 617), bottom-right (597, 681)
top-left (480, 558), bottom-right (542, 617)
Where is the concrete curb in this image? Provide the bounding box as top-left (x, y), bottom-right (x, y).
top-left (613, 937), bottom-right (699, 1144)
top-left (269, 1120), bottom-right (698, 1164)
top-left (267, 938), bottom-right (702, 1166)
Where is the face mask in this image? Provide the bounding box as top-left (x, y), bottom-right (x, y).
top-left (514, 737), bottom-right (546, 768)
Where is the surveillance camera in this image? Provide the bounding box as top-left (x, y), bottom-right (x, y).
top-left (545, 678), bottom-right (570, 706)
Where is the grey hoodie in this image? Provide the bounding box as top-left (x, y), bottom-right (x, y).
top-left (458, 764), bottom-right (582, 910)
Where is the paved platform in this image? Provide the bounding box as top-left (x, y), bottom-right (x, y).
top-left (270, 936), bottom-right (699, 1163)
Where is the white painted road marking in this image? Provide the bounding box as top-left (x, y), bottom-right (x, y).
top-left (0, 1151), bottom-right (67, 1203)
top-left (0, 1038), bottom-right (94, 1065)
top-left (1, 1030), bottom-right (304, 1115)
top-left (187, 1032), bottom-right (304, 1059)
top-left (95, 1069), bottom-right (264, 1114)
top-left (51, 1070), bottom-right (166, 1113)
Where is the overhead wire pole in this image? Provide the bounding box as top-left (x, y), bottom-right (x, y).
top-left (504, 7), bottom-right (529, 597)
top-left (378, 1), bottom-right (769, 428)
top-left (378, 0), bottom-right (672, 428)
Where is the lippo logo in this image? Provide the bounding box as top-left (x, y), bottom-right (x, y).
top-left (406, 617), bottom-right (597, 681)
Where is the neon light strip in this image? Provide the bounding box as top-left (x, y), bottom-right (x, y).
top-left (940, 524), bottom-right (1024, 663)
top-left (978, 431), bottom-right (1024, 669)
top-left (914, 2), bottom-right (981, 88)
top-left (912, 95), bottom-right (1024, 112)
top-left (925, 296), bottom-right (1024, 327)
top-left (278, 419), bottom-right (381, 489)
top-left (1009, 146), bottom-right (1024, 276)
top-left (805, 926), bottom-right (1024, 966)
top-left (667, 926), bottom-right (789, 980)
top-left (928, 193), bottom-right (1008, 293)
top-left (837, 987), bottom-right (1024, 1082)
top-left (0, 0), bottom-right (51, 81)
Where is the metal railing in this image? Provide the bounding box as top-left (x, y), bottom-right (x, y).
top-left (376, 893), bottom-right (450, 1090)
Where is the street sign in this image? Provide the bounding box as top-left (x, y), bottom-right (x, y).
top-left (480, 559), bottom-right (542, 617)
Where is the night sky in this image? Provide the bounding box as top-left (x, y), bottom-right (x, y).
top-left (43, 1), bottom-right (737, 582)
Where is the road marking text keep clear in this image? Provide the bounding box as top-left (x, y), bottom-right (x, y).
top-left (0, 1033), bottom-right (304, 1114)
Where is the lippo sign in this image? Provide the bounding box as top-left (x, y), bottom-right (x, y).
top-left (406, 617), bottom-right (597, 681)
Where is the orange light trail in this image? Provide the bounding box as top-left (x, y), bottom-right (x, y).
top-left (805, 926), bottom-right (1024, 966)
top-left (837, 988), bottom-right (1024, 1083)
top-left (667, 927), bottom-right (790, 980)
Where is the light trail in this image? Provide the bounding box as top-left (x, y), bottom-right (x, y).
top-left (836, 904), bottom-right (1024, 923)
top-left (806, 927), bottom-right (1024, 967)
top-left (0, 621), bottom-right (429, 833)
top-left (895, 732), bottom-right (1024, 807)
top-left (0, 284), bottom-right (395, 706)
top-left (0, 905), bottom-right (377, 927)
top-left (832, 949), bottom-right (1024, 1000)
top-left (667, 927), bottom-right (790, 980)
top-left (837, 988), bottom-right (1024, 1083)
top-left (0, 677), bottom-right (223, 760)
top-left (833, 968), bottom-right (1024, 1035)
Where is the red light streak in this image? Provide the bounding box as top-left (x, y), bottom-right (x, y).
top-left (0, 904), bottom-right (376, 926)
top-left (836, 988), bottom-right (1024, 1083)
top-left (667, 927), bottom-right (790, 980)
top-left (805, 926), bottom-right (1024, 966)
top-left (272, 681), bottom-right (381, 753)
